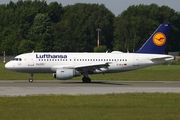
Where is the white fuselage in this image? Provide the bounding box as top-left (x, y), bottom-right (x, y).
top-left (5, 52), bottom-right (174, 74)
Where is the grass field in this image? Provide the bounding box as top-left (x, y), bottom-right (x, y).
top-left (1, 62), bottom-right (180, 119)
top-left (1, 61), bottom-right (180, 81)
top-left (0, 93), bottom-right (180, 120)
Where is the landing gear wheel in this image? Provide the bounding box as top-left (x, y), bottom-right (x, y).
top-left (29, 73), bottom-right (34, 83)
top-left (82, 77), bottom-right (91, 83)
top-left (29, 78), bottom-right (33, 83)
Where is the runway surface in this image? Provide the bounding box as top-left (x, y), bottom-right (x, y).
top-left (0, 80), bottom-right (180, 96)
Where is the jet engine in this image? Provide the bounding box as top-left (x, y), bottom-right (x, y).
top-left (53, 69), bottom-right (80, 80)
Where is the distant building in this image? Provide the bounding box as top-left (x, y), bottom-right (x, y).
top-left (168, 52), bottom-right (180, 56)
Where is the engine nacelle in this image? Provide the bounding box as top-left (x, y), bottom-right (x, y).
top-left (53, 69), bottom-right (81, 80)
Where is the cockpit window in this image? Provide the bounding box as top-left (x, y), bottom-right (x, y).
top-left (13, 58), bottom-right (18, 61)
top-left (12, 58), bottom-right (22, 61)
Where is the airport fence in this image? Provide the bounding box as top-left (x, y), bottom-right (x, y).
top-left (0, 56), bottom-right (14, 62)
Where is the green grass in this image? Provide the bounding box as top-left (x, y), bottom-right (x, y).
top-left (1, 61), bottom-right (180, 81)
top-left (1, 62), bottom-right (180, 120)
top-left (0, 93), bottom-right (180, 120)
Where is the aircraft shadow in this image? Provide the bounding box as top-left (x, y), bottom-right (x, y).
top-left (60, 81), bottom-right (129, 86)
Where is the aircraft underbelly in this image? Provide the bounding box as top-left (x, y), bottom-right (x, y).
top-left (14, 67), bottom-right (52, 73)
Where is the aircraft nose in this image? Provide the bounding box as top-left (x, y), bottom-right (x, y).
top-left (5, 62), bottom-right (12, 70)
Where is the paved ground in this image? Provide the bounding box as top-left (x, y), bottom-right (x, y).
top-left (0, 80), bottom-right (180, 96)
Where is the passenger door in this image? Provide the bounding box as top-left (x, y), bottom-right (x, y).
top-left (28, 54), bottom-right (34, 66)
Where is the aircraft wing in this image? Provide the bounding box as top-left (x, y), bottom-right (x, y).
top-left (74, 62), bottom-right (110, 69)
top-left (74, 62), bottom-right (111, 73)
top-left (51, 62), bottom-right (111, 72)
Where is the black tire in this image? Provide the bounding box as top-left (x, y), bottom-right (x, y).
top-left (82, 77), bottom-right (91, 83)
top-left (29, 78), bottom-right (33, 83)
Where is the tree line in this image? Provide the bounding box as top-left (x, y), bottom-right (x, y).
top-left (0, 0), bottom-right (180, 55)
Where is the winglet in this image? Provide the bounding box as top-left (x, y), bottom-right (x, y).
top-left (136, 23), bottom-right (171, 54)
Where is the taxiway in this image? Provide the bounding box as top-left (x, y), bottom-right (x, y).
top-left (0, 80), bottom-right (180, 96)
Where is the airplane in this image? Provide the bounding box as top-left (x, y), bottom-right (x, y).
top-left (5, 23), bottom-right (174, 83)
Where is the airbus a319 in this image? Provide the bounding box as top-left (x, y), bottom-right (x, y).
top-left (5, 23), bottom-right (174, 83)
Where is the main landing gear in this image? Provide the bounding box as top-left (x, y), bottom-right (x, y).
top-left (28, 73), bottom-right (92, 83)
top-left (82, 73), bottom-right (91, 83)
top-left (82, 77), bottom-right (91, 83)
top-left (29, 73), bottom-right (33, 83)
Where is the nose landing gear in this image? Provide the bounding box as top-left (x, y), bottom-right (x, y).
top-left (29, 73), bottom-right (33, 83)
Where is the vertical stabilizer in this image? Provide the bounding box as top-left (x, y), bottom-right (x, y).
top-left (136, 23), bottom-right (171, 54)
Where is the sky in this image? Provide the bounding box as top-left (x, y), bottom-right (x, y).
top-left (0, 0), bottom-right (180, 16)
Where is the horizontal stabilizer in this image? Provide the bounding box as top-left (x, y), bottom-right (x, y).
top-left (150, 56), bottom-right (174, 61)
